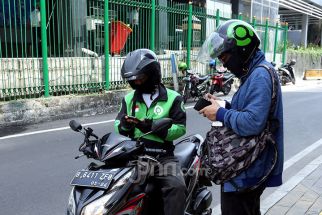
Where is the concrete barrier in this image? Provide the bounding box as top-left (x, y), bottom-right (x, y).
top-left (303, 69), bottom-right (322, 80)
top-left (287, 53), bottom-right (322, 79)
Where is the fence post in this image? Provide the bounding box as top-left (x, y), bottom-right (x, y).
top-left (238, 13), bottom-right (243, 20)
top-left (273, 21), bottom-right (279, 62)
top-left (282, 23), bottom-right (288, 64)
top-left (104, 0), bottom-right (110, 90)
top-left (150, 0), bottom-right (156, 51)
top-left (263, 18), bottom-right (269, 54)
top-left (216, 9), bottom-right (220, 28)
top-left (40, 0), bottom-right (49, 97)
top-left (187, 1), bottom-right (193, 69)
top-left (252, 16), bottom-right (256, 29)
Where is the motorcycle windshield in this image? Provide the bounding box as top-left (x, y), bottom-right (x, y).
top-left (197, 32), bottom-right (225, 64)
top-left (100, 133), bottom-right (132, 159)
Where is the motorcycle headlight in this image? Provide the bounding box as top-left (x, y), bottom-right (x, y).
top-left (67, 188), bottom-right (76, 215)
top-left (80, 169), bottom-right (134, 215)
top-left (81, 191), bottom-right (115, 215)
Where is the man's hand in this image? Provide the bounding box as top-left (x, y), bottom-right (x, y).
top-left (204, 93), bottom-right (221, 101)
top-left (199, 98), bottom-right (221, 121)
top-left (136, 119), bottom-right (153, 133)
top-left (125, 116), bottom-right (140, 124)
top-left (121, 115), bottom-right (138, 130)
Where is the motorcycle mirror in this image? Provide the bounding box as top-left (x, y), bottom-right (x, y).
top-left (271, 61), bottom-right (276, 67)
top-left (69, 120), bottom-right (82, 132)
top-left (151, 118), bottom-right (173, 133)
top-left (136, 118), bottom-right (173, 143)
top-left (289, 59), bottom-right (296, 66)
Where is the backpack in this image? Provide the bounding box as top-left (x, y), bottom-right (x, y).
top-left (201, 64), bottom-right (279, 191)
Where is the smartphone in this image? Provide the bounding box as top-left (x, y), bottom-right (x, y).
top-left (126, 116), bottom-right (141, 123)
top-left (194, 97), bottom-right (212, 111)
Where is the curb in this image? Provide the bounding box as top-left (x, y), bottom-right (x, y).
top-left (0, 90), bottom-right (129, 128)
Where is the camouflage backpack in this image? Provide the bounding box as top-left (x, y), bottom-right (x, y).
top-left (202, 64), bottom-right (279, 190)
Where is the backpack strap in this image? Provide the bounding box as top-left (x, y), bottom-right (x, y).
top-left (255, 64), bottom-right (279, 132)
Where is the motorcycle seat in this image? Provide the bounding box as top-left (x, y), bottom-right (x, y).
top-left (198, 75), bottom-right (209, 81)
top-left (224, 73), bottom-right (234, 79)
top-left (174, 142), bottom-right (197, 169)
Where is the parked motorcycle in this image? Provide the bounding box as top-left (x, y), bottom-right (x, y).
top-left (272, 60), bottom-right (296, 86)
top-left (67, 119), bottom-right (213, 215)
top-left (209, 67), bottom-right (235, 95)
top-left (181, 70), bottom-right (210, 103)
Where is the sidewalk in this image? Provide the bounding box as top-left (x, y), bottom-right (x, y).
top-left (262, 155), bottom-right (322, 215)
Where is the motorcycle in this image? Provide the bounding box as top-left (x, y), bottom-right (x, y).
top-left (209, 67), bottom-right (235, 95)
top-left (181, 70), bottom-right (210, 103)
top-left (272, 60), bottom-right (296, 86)
top-left (67, 118), bottom-right (213, 215)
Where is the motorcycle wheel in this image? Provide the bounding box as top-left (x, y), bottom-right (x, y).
top-left (183, 87), bottom-right (189, 104)
top-left (281, 77), bottom-right (287, 86)
top-left (222, 82), bottom-right (232, 95)
top-left (209, 85), bottom-right (215, 95)
top-left (204, 84), bottom-right (210, 95)
top-left (291, 77), bottom-right (296, 85)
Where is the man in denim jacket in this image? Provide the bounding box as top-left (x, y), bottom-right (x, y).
top-left (197, 19), bottom-right (284, 215)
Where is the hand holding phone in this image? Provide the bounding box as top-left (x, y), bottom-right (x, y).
top-left (125, 116), bottom-right (141, 124)
top-left (194, 98), bottom-right (212, 111)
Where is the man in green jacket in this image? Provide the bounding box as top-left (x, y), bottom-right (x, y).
top-left (114, 49), bottom-right (187, 215)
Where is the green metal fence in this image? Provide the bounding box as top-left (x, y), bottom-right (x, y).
top-left (0, 0), bottom-right (288, 101)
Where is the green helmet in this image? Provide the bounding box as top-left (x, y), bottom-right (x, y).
top-left (178, 62), bottom-right (188, 71)
top-left (197, 19), bottom-right (260, 64)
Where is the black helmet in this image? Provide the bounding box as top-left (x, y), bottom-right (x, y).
top-left (197, 19), bottom-right (260, 65)
top-left (121, 49), bottom-right (161, 93)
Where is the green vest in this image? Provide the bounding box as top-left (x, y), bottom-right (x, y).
top-left (115, 88), bottom-right (186, 143)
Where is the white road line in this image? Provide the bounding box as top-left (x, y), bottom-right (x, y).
top-left (0, 120), bottom-right (115, 140)
top-left (0, 105), bottom-right (195, 140)
top-left (212, 138), bottom-right (322, 215)
top-left (283, 139), bottom-right (322, 170)
top-left (261, 154), bottom-right (322, 214)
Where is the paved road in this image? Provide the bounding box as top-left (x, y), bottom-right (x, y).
top-left (1, 81), bottom-right (322, 215)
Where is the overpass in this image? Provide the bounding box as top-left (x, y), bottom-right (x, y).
top-left (278, 0), bottom-right (322, 47)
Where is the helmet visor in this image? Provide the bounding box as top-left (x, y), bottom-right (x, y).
top-left (197, 32), bottom-right (225, 64)
top-left (123, 73), bottom-right (147, 81)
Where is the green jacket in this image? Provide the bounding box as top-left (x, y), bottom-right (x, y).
top-left (114, 84), bottom-right (186, 146)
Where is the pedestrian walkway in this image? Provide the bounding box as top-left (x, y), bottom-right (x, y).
top-left (262, 155), bottom-right (322, 215)
top-left (282, 80), bottom-right (322, 92)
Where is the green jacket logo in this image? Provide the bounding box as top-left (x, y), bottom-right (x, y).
top-left (154, 105), bottom-right (164, 115)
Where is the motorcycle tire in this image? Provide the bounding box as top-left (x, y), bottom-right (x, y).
top-left (281, 77), bottom-right (287, 86)
top-left (292, 77), bottom-right (296, 85)
top-left (183, 87), bottom-right (189, 104)
top-left (204, 84), bottom-right (210, 95)
top-left (222, 82), bottom-right (232, 95)
top-left (209, 85), bottom-right (215, 95)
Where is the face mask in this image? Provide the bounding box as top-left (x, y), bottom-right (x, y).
top-left (134, 79), bottom-right (157, 94)
top-left (223, 54), bottom-right (245, 78)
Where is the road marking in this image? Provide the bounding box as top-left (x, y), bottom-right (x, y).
top-left (0, 105), bottom-right (195, 140)
top-left (261, 154), bottom-right (322, 214)
top-left (283, 139), bottom-right (322, 170)
top-left (212, 138), bottom-right (322, 215)
top-left (0, 120), bottom-right (115, 140)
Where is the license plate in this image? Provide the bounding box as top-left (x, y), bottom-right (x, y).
top-left (70, 170), bottom-right (116, 189)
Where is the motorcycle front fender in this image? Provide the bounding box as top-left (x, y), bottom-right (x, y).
top-left (279, 68), bottom-right (292, 79)
top-left (288, 67), bottom-right (295, 79)
top-left (223, 76), bottom-right (234, 85)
